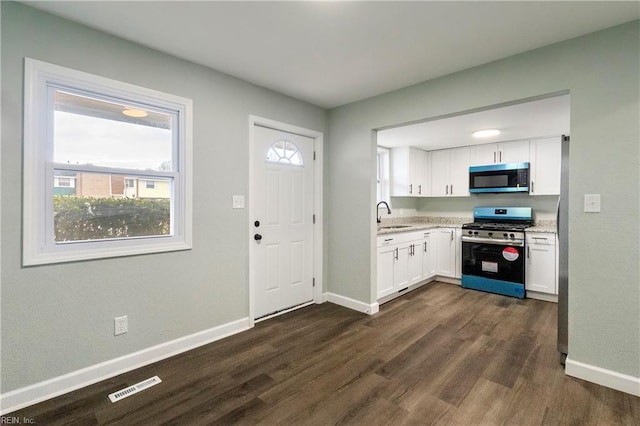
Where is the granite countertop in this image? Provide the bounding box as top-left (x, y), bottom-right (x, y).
top-left (526, 220), bottom-right (557, 234)
top-left (377, 217), bottom-right (557, 235)
top-left (377, 216), bottom-right (469, 235)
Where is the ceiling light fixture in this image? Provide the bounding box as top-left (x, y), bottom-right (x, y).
top-left (122, 108), bottom-right (148, 118)
top-left (472, 129), bottom-right (500, 138)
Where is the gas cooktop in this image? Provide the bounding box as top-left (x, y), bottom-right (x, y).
top-left (462, 222), bottom-right (531, 232)
top-left (463, 206), bottom-right (533, 232)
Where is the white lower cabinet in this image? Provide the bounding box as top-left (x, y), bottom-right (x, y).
top-left (435, 227), bottom-right (457, 278)
top-left (422, 231), bottom-right (436, 280)
top-left (525, 233), bottom-right (557, 294)
top-left (376, 232), bottom-right (423, 299)
top-left (377, 236), bottom-right (397, 299)
top-left (377, 228), bottom-right (462, 299)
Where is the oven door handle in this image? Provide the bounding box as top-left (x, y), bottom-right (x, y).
top-left (461, 236), bottom-right (524, 247)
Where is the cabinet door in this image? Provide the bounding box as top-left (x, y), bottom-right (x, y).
top-left (422, 232), bottom-right (436, 280)
top-left (454, 228), bottom-right (462, 279)
top-left (436, 228), bottom-right (456, 277)
top-left (407, 242), bottom-right (423, 285)
top-left (430, 150), bottom-right (450, 196)
top-left (394, 245), bottom-right (411, 290)
top-left (470, 144), bottom-right (498, 166)
top-left (412, 149), bottom-right (429, 197)
top-left (526, 234), bottom-right (557, 294)
top-left (377, 245), bottom-right (396, 298)
top-left (530, 137), bottom-right (561, 195)
top-left (499, 140), bottom-right (530, 163)
top-left (421, 151), bottom-right (432, 197)
top-left (391, 147), bottom-right (410, 196)
top-left (449, 147), bottom-right (470, 196)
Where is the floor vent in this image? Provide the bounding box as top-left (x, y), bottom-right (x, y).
top-left (108, 376), bottom-right (162, 403)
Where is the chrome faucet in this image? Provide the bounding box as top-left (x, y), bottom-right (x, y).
top-left (376, 201), bottom-right (391, 223)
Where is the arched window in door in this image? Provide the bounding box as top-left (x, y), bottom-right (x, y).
top-left (266, 140), bottom-right (304, 166)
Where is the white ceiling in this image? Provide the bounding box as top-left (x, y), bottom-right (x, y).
top-left (377, 94), bottom-right (570, 151)
top-left (22, 1), bottom-right (639, 109)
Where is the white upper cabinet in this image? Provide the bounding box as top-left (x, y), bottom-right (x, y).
top-left (391, 147), bottom-right (430, 197)
top-left (529, 137), bottom-right (561, 195)
top-left (431, 147), bottom-right (470, 197)
top-left (470, 140), bottom-right (530, 165)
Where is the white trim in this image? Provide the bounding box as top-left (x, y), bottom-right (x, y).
top-left (248, 116), bottom-right (324, 325)
top-left (565, 357), bottom-right (640, 397)
top-left (526, 291), bottom-right (558, 303)
top-left (0, 317), bottom-right (250, 415)
top-left (325, 292), bottom-right (379, 315)
top-left (254, 301), bottom-right (315, 323)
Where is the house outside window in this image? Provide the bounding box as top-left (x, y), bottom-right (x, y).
top-left (23, 58), bottom-right (193, 265)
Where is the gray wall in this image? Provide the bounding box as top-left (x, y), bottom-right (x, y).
top-left (1, 2), bottom-right (326, 392)
top-left (328, 21), bottom-right (639, 378)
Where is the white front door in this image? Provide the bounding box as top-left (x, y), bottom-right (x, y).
top-left (252, 125), bottom-right (314, 319)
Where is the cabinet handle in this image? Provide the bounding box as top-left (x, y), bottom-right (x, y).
top-left (527, 246), bottom-right (530, 259)
top-left (409, 184), bottom-right (412, 194)
top-left (450, 230), bottom-right (453, 241)
top-left (531, 181), bottom-right (534, 193)
top-left (418, 185), bottom-right (421, 195)
top-left (395, 247), bottom-right (398, 260)
top-left (424, 241), bottom-right (427, 253)
top-left (499, 151), bottom-right (502, 162)
top-left (450, 184), bottom-right (453, 194)
top-left (446, 185), bottom-right (449, 195)
top-left (493, 152), bottom-right (496, 163)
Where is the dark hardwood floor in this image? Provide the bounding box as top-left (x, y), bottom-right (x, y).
top-left (11, 282), bottom-right (640, 425)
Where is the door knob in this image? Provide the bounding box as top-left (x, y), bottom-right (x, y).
top-left (254, 234), bottom-right (262, 241)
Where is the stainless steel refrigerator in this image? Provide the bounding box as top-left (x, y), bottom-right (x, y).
top-left (557, 135), bottom-right (570, 358)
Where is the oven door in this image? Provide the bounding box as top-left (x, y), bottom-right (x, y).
top-left (462, 237), bottom-right (526, 298)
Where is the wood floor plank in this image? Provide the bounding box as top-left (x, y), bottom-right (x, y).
top-left (10, 282), bottom-right (640, 425)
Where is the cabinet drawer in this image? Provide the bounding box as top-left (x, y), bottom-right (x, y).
top-left (377, 235), bottom-right (396, 247)
top-left (394, 230), bottom-right (423, 244)
top-left (526, 233), bottom-right (555, 245)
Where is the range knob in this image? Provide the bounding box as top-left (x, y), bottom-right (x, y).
top-left (503, 233), bottom-right (508, 238)
top-left (473, 231), bottom-right (479, 235)
top-left (488, 232), bottom-right (493, 237)
top-left (510, 233), bottom-right (515, 238)
top-left (468, 230), bottom-right (473, 235)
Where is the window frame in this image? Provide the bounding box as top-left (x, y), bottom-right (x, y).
top-left (377, 146), bottom-right (390, 204)
top-left (23, 58), bottom-right (193, 266)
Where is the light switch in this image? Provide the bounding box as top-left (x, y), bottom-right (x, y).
top-left (232, 195), bottom-right (245, 209)
top-left (584, 194), bottom-right (601, 213)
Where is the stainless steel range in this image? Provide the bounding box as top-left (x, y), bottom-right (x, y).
top-left (461, 207), bottom-right (533, 298)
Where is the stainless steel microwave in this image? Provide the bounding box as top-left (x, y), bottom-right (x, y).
top-left (469, 162), bottom-right (529, 193)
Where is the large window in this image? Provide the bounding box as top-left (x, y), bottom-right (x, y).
top-left (23, 58), bottom-right (193, 265)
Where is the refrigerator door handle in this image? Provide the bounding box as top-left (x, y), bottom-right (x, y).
top-left (556, 196), bottom-right (561, 237)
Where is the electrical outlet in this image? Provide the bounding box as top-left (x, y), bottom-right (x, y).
top-left (114, 315), bottom-right (128, 336)
top-left (584, 194), bottom-right (601, 213)
top-left (232, 195), bottom-right (245, 209)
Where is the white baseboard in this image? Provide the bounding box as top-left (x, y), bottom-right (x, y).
top-left (0, 317), bottom-right (251, 415)
top-left (324, 292), bottom-right (379, 315)
top-left (565, 357), bottom-right (640, 397)
top-left (526, 291), bottom-right (558, 303)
